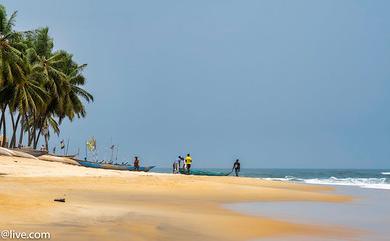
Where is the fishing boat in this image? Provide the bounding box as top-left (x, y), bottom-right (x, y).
top-left (179, 168), bottom-right (232, 176)
top-left (11, 147), bottom-right (47, 157)
top-left (47, 153), bottom-right (78, 158)
top-left (76, 160), bottom-right (155, 172)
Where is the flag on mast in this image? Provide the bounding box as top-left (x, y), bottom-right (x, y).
top-left (86, 138), bottom-right (96, 151)
top-left (60, 140), bottom-right (65, 149)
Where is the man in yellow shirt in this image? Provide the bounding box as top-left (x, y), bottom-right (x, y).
top-left (184, 154), bottom-right (192, 174)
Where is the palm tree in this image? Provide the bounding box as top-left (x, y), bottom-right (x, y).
top-left (7, 52), bottom-right (48, 148)
top-left (28, 32), bottom-right (93, 150)
top-left (0, 4), bottom-right (94, 150)
top-left (55, 52), bottom-right (93, 121)
top-left (0, 5), bottom-right (24, 147)
top-left (15, 28), bottom-right (61, 148)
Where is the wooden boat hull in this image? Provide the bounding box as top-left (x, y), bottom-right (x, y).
top-left (47, 153), bottom-right (78, 159)
top-left (77, 160), bottom-right (155, 172)
top-left (11, 148), bottom-right (47, 157)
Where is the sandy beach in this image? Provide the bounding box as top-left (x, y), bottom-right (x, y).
top-left (0, 1), bottom-right (388, 240)
top-left (0, 156), bottom-right (358, 241)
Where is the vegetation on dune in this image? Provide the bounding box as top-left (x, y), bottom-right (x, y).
top-left (0, 5), bottom-right (93, 150)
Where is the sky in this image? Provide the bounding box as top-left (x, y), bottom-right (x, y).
top-left (2, 0), bottom-right (390, 168)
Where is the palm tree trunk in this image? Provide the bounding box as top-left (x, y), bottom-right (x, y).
top-left (18, 115), bottom-right (25, 147)
top-left (0, 108), bottom-right (4, 134)
top-left (32, 115), bottom-right (37, 148)
top-left (33, 128), bottom-right (37, 149)
top-left (44, 133), bottom-right (49, 152)
top-left (27, 114), bottom-right (32, 146)
top-left (10, 113), bottom-right (21, 148)
top-left (28, 127), bottom-right (32, 146)
top-left (10, 111), bottom-right (15, 133)
top-left (34, 128), bottom-right (42, 149)
top-left (1, 106), bottom-right (7, 147)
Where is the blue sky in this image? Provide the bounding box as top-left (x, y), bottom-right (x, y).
top-left (3, 0), bottom-right (390, 168)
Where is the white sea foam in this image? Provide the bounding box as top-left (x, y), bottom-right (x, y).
top-left (382, 172), bottom-right (390, 175)
top-left (265, 176), bottom-right (390, 190)
top-left (303, 177), bottom-right (390, 190)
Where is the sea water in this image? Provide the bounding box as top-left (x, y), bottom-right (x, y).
top-left (153, 168), bottom-right (390, 190)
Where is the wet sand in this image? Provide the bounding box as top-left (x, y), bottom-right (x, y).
top-left (0, 156), bottom-right (356, 241)
top-left (227, 186), bottom-right (389, 241)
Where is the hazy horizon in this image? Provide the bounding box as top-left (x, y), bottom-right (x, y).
top-left (3, 0), bottom-right (390, 168)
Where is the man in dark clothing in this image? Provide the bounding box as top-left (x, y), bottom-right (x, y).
top-left (134, 156), bottom-right (140, 171)
top-left (233, 159), bottom-right (240, 177)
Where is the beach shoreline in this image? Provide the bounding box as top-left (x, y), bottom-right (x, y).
top-left (1, 156), bottom-right (356, 241)
top-left (227, 186), bottom-right (389, 241)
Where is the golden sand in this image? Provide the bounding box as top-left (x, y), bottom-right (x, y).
top-left (0, 156), bottom-right (356, 241)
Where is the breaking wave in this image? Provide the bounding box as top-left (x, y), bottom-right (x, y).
top-left (265, 176), bottom-right (390, 190)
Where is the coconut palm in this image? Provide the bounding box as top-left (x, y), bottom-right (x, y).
top-left (0, 4), bottom-right (94, 150)
top-left (7, 52), bottom-right (48, 147)
top-left (0, 5), bottom-right (25, 147)
top-left (55, 52), bottom-right (93, 121)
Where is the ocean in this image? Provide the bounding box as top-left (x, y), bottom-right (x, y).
top-left (153, 168), bottom-right (390, 190)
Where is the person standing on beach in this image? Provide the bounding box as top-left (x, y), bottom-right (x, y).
top-left (178, 156), bottom-right (185, 169)
top-left (134, 156), bottom-right (140, 171)
top-left (233, 159), bottom-right (240, 177)
top-left (172, 161), bottom-right (177, 173)
top-left (172, 158), bottom-right (180, 174)
top-left (185, 154), bottom-right (192, 174)
top-left (172, 156), bottom-right (184, 174)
